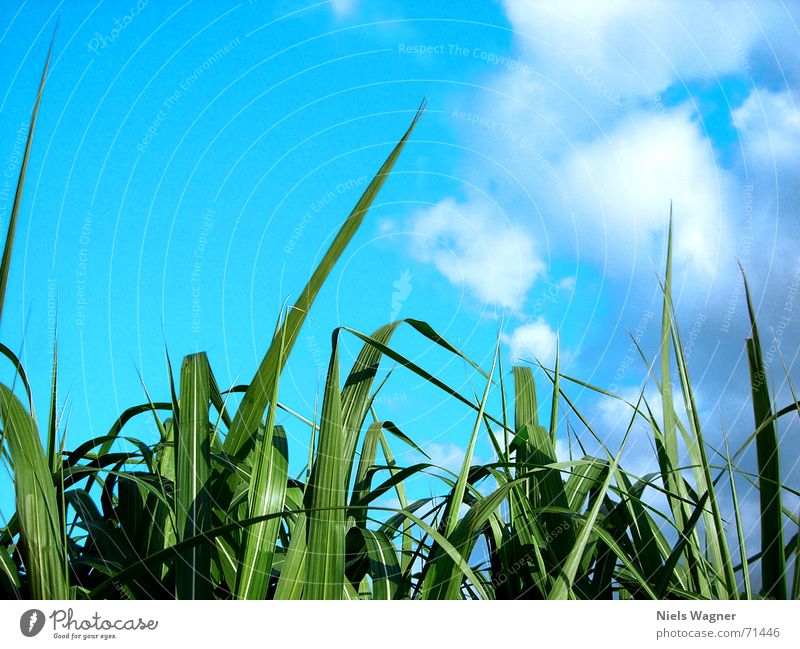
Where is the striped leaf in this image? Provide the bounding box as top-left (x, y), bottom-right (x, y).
top-left (175, 353), bottom-right (213, 599)
top-left (0, 385), bottom-right (67, 598)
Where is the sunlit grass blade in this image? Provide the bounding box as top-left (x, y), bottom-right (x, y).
top-left (359, 528), bottom-right (401, 600)
top-left (224, 103), bottom-right (425, 461)
top-left (548, 402), bottom-right (635, 600)
top-left (0, 385), bottom-right (67, 598)
top-left (513, 365), bottom-right (575, 564)
top-left (443, 344), bottom-right (497, 537)
top-left (668, 287), bottom-right (735, 597)
top-left (235, 424), bottom-right (288, 599)
top-left (273, 510), bottom-right (307, 600)
top-left (350, 421), bottom-right (383, 528)
top-left (304, 330), bottom-right (346, 599)
top-left (175, 352), bottom-right (213, 599)
top-left (234, 311), bottom-right (288, 601)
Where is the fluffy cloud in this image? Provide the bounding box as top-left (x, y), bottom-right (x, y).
top-left (733, 89), bottom-right (800, 168)
top-left (560, 108), bottom-right (731, 275)
top-left (502, 0), bottom-right (769, 100)
top-left (408, 198), bottom-right (544, 312)
top-left (502, 318), bottom-right (558, 365)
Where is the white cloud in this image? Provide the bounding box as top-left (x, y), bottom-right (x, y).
top-left (733, 89), bottom-right (800, 167)
top-left (408, 198), bottom-right (544, 312)
top-left (426, 441), bottom-right (474, 474)
top-left (561, 108), bottom-right (730, 275)
top-left (502, 318), bottom-right (558, 365)
top-left (502, 0), bottom-right (765, 100)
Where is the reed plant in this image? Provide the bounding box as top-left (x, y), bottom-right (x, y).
top-left (1, 41), bottom-right (797, 601)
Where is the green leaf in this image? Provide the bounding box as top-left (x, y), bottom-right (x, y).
top-left (224, 103), bottom-right (425, 461)
top-left (175, 352), bottom-right (213, 599)
top-left (0, 29), bottom-right (55, 323)
top-left (304, 330), bottom-right (346, 599)
top-left (0, 385), bottom-right (67, 598)
top-left (361, 528), bottom-right (402, 600)
top-left (235, 417), bottom-right (288, 599)
top-left (741, 267), bottom-right (786, 599)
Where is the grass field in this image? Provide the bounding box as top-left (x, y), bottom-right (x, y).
top-left (0, 39), bottom-right (797, 601)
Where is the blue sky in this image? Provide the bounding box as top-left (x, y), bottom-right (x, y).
top-left (1, 1), bottom-right (798, 531)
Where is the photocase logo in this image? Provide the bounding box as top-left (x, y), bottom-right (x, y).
top-left (20, 609), bottom-right (45, 637)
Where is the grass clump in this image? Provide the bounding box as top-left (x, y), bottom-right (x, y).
top-left (0, 42), bottom-right (797, 601)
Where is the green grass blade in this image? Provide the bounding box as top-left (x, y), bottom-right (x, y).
top-left (655, 493), bottom-right (709, 598)
top-left (513, 365), bottom-right (575, 562)
top-left (224, 103), bottom-right (425, 461)
top-left (444, 344), bottom-right (497, 536)
top-left (741, 267), bottom-right (786, 599)
top-left (723, 431), bottom-right (751, 599)
top-left (234, 313), bottom-right (288, 600)
top-left (273, 510), bottom-right (307, 600)
top-left (360, 528), bottom-right (401, 600)
top-left (669, 296), bottom-right (735, 596)
top-left (0, 342), bottom-right (33, 412)
top-left (46, 332), bottom-right (59, 474)
top-left (350, 421), bottom-right (383, 528)
top-left (0, 385), bottom-right (67, 598)
top-left (547, 406), bottom-right (634, 600)
top-left (0, 29), bottom-right (55, 323)
top-left (235, 424), bottom-right (288, 599)
top-left (175, 352), bottom-right (213, 599)
top-left (304, 330), bottom-right (346, 599)
top-left (549, 338), bottom-right (560, 446)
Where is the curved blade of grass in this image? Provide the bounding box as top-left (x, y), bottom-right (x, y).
top-left (655, 492), bottom-right (709, 597)
top-left (0, 385), bottom-right (67, 598)
top-left (547, 400), bottom-right (635, 600)
top-left (360, 528), bottom-right (401, 600)
top-left (224, 102), bottom-right (425, 461)
top-left (233, 311), bottom-right (288, 600)
top-left (350, 421), bottom-right (383, 527)
top-left (549, 339), bottom-right (560, 446)
top-left (235, 424), bottom-right (288, 599)
top-left (0, 342), bottom-right (33, 411)
top-left (444, 345), bottom-right (497, 536)
top-left (273, 510), bottom-right (307, 600)
top-left (513, 365), bottom-right (575, 562)
top-left (0, 546), bottom-right (21, 598)
top-left (0, 28), bottom-right (55, 323)
top-left (668, 293), bottom-right (735, 597)
top-left (340, 318), bottom-right (484, 490)
top-left (342, 325), bottom-right (510, 435)
top-left (423, 480), bottom-right (518, 599)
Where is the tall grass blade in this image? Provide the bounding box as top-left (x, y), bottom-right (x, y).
top-left (741, 268), bottom-right (786, 599)
top-left (224, 103), bottom-right (425, 460)
top-left (0, 385), bottom-right (67, 598)
top-left (0, 29), bottom-right (56, 323)
top-left (175, 352), bottom-right (213, 599)
top-left (304, 330), bottom-right (346, 599)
